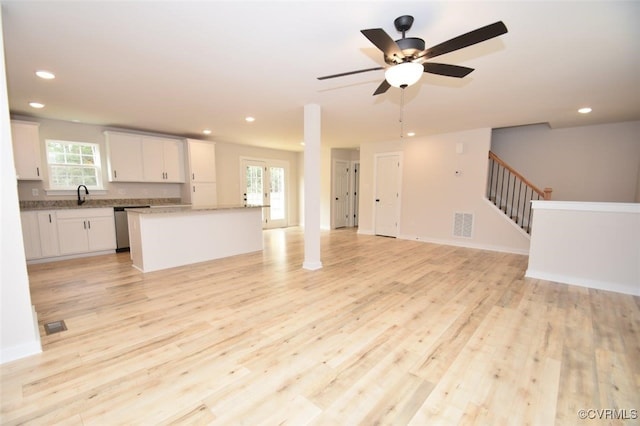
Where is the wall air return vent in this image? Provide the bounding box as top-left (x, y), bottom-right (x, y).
top-left (453, 212), bottom-right (474, 238)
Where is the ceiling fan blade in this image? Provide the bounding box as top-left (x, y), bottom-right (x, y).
top-left (361, 28), bottom-right (405, 60)
top-left (423, 63), bottom-right (474, 78)
top-left (423, 21), bottom-right (508, 60)
top-left (373, 80), bottom-right (391, 96)
top-left (317, 66), bottom-right (384, 80)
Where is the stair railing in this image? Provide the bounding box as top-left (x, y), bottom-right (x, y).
top-left (487, 151), bottom-right (552, 234)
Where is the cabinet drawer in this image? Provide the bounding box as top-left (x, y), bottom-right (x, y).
top-left (56, 208), bottom-right (114, 219)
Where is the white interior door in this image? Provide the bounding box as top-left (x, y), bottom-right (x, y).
top-left (352, 161), bottom-right (360, 227)
top-left (333, 160), bottom-right (349, 228)
top-left (374, 153), bottom-right (401, 237)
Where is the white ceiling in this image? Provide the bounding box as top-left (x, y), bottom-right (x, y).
top-left (2, 1), bottom-right (639, 152)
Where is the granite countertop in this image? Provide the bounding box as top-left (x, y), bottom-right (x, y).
top-left (20, 198), bottom-right (183, 211)
top-left (127, 205), bottom-right (266, 214)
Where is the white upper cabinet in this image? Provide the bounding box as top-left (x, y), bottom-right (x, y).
top-left (11, 120), bottom-right (43, 180)
top-left (183, 139), bottom-right (217, 206)
top-left (142, 136), bottom-right (185, 183)
top-left (105, 131), bottom-right (144, 182)
top-left (105, 131), bottom-right (184, 183)
top-left (188, 139), bottom-right (216, 182)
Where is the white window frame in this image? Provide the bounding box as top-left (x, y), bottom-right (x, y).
top-left (45, 139), bottom-right (104, 190)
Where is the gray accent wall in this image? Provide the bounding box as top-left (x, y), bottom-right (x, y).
top-left (491, 121), bottom-right (640, 202)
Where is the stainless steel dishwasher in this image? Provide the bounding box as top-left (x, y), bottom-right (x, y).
top-left (114, 206), bottom-right (149, 251)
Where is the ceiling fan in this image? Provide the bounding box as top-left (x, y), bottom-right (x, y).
top-left (318, 16), bottom-right (508, 95)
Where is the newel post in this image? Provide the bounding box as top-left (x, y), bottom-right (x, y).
top-left (543, 187), bottom-right (553, 200)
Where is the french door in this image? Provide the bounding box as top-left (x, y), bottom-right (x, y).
top-left (241, 159), bottom-right (288, 228)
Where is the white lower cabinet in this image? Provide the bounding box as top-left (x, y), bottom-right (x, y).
top-left (20, 210), bottom-right (60, 260)
top-left (20, 211), bottom-right (42, 260)
top-left (56, 208), bottom-right (116, 255)
top-left (37, 211), bottom-right (60, 257)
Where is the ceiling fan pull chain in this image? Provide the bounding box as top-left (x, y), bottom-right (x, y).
top-left (399, 88), bottom-right (405, 138)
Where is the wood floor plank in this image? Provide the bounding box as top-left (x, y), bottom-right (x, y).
top-left (1, 227), bottom-right (638, 425)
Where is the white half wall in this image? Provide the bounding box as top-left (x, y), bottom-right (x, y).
top-left (526, 201), bottom-right (640, 296)
top-left (359, 128), bottom-right (530, 254)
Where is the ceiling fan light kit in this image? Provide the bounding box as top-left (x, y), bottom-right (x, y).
top-left (385, 62), bottom-right (423, 88)
top-left (318, 15), bottom-right (508, 96)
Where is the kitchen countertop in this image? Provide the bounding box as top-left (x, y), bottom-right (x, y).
top-left (20, 198), bottom-right (183, 211)
top-left (126, 205), bottom-right (266, 214)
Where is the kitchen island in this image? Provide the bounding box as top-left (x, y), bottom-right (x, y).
top-left (126, 205), bottom-right (263, 272)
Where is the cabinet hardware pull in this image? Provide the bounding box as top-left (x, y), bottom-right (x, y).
top-left (37, 167), bottom-right (40, 176)
top-left (192, 173), bottom-right (195, 180)
top-left (48, 214), bottom-right (51, 223)
top-left (114, 170), bottom-right (117, 178)
top-left (193, 186), bottom-right (195, 193)
top-left (88, 221), bottom-right (91, 229)
top-left (83, 221), bottom-right (86, 229)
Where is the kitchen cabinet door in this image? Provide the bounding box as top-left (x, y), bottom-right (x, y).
top-left (57, 208), bottom-right (115, 255)
top-left (142, 137), bottom-right (185, 183)
top-left (57, 217), bottom-right (89, 255)
top-left (188, 140), bottom-right (216, 182)
top-left (11, 121), bottom-right (42, 180)
top-left (191, 182), bottom-right (218, 207)
top-left (141, 137), bottom-right (165, 182)
top-left (162, 138), bottom-right (185, 182)
top-left (20, 211), bottom-right (42, 259)
top-left (37, 211), bottom-right (60, 257)
top-left (86, 215), bottom-right (116, 252)
top-left (105, 132), bottom-right (144, 182)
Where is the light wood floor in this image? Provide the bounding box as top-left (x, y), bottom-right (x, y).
top-left (2, 227), bottom-right (639, 425)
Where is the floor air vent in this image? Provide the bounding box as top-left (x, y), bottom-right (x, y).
top-left (453, 212), bottom-right (474, 238)
top-left (44, 320), bottom-right (67, 335)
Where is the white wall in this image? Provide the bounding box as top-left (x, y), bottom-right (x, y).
top-left (1, 10), bottom-right (42, 364)
top-left (214, 141), bottom-right (301, 226)
top-left (11, 116), bottom-right (304, 226)
top-left (491, 121), bottom-right (640, 202)
top-left (13, 116), bottom-right (182, 201)
top-left (359, 128), bottom-right (530, 254)
top-left (527, 201), bottom-right (640, 296)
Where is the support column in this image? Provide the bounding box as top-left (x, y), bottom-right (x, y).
top-left (303, 104), bottom-right (322, 270)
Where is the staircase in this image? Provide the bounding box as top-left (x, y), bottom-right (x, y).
top-left (487, 151), bottom-right (552, 234)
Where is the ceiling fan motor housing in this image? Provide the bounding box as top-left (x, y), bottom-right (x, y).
top-left (386, 37), bottom-right (426, 64)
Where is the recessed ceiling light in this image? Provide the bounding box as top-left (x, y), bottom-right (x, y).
top-left (245, 116), bottom-right (255, 122)
top-left (202, 129), bottom-right (212, 135)
top-left (35, 70), bottom-right (55, 80)
top-left (407, 132), bottom-right (416, 137)
top-left (578, 107), bottom-right (592, 114)
top-left (29, 102), bottom-right (45, 109)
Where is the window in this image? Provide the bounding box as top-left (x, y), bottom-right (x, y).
top-left (46, 140), bottom-right (103, 189)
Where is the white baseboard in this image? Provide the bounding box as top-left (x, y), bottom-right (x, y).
top-left (398, 234), bottom-right (530, 256)
top-left (302, 261), bottom-right (323, 271)
top-left (525, 269), bottom-right (640, 296)
top-left (26, 249), bottom-right (116, 264)
top-left (1, 306), bottom-right (42, 364)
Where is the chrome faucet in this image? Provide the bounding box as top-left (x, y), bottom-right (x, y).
top-left (77, 185), bottom-right (89, 205)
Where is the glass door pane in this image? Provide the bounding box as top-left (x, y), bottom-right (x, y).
top-left (245, 164), bottom-right (264, 206)
top-left (269, 166), bottom-right (285, 221)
